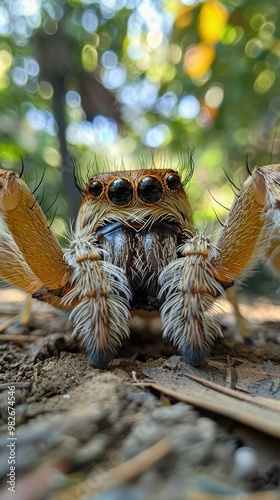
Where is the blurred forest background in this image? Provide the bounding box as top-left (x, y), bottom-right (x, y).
top-left (0, 0), bottom-right (279, 293)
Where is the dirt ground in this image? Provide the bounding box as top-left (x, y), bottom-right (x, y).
top-left (0, 290), bottom-right (280, 500)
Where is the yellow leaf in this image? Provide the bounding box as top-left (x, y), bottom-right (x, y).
top-left (174, 5), bottom-right (193, 29)
top-left (198, 1), bottom-right (228, 44)
top-left (184, 43), bottom-right (215, 79)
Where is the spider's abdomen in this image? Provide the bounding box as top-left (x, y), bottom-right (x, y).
top-left (97, 221), bottom-right (180, 310)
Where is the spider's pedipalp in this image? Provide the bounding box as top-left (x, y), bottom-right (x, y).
top-left (159, 234), bottom-right (225, 366)
top-left (64, 235), bottom-right (132, 368)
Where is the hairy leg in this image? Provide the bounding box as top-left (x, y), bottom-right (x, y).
top-left (0, 230), bottom-right (43, 293)
top-left (159, 233), bottom-right (224, 366)
top-left (63, 234), bottom-right (132, 368)
top-left (159, 165), bottom-right (280, 364)
top-left (212, 164), bottom-right (280, 284)
top-left (0, 169), bottom-right (70, 289)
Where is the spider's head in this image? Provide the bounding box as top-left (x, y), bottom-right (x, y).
top-left (73, 168), bottom-right (195, 311)
top-left (77, 168), bottom-right (194, 233)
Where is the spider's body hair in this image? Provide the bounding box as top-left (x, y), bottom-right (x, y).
top-left (73, 151), bottom-right (195, 197)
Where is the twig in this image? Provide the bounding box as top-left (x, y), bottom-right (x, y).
top-left (0, 318), bottom-right (18, 332)
top-left (183, 372), bottom-right (280, 411)
top-left (131, 371), bottom-right (140, 383)
top-left (0, 334), bottom-right (39, 342)
top-left (186, 488), bottom-right (280, 500)
top-left (135, 381), bottom-right (280, 438)
top-left (51, 438), bottom-right (172, 499)
top-left (0, 382), bottom-right (30, 390)
top-left (226, 355), bottom-right (233, 389)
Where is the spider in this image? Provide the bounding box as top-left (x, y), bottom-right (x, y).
top-left (0, 160), bottom-right (279, 368)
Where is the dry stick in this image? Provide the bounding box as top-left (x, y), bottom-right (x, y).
top-left (0, 382), bottom-right (30, 390)
top-left (183, 372), bottom-right (280, 411)
top-left (135, 381), bottom-right (280, 438)
top-left (226, 355), bottom-right (233, 389)
top-left (0, 317), bottom-right (19, 332)
top-left (0, 334), bottom-right (39, 342)
top-left (0, 298), bottom-right (34, 332)
top-left (0, 304), bottom-right (25, 316)
top-left (186, 488), bottom-right (280, 500)
top-left (51, 438), bottom-right (172, 500)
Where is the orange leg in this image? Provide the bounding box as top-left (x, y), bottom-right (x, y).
top-left (0, 230), bottom-right (43, 293)
top-left (0, 169), bottom-right (71, 290)
top-left (159, 165), bottom-right (280, 364)
top-left (264, 232), bottom-right (280, 275)
top-left (212, 164), bottom-right (280, 284)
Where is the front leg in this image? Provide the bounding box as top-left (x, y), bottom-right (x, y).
top-left (0, 230), bottom-right (43, 293)
top-left (64, 235), bottom-right (132, 368)
top-left (0, 169), bottom-right (71, 289)
top-left (158, 233), bottom-right (225, 366)
top-left (212, 164), bottom-right (280, 284)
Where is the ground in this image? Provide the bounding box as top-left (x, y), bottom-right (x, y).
top-left (0, 289), bottom-right (280, 500)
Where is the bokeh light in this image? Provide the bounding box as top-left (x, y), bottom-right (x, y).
top-left (142, 124), bottom-right (171, 147)
top-left (184, 43), bottom-right (215, 79)
top-left (198, 1), bottom-right (228, 44)
top-left (0, 0), bottom-right (278, 231)
top-left (178, 95), bottom-right (200, 119)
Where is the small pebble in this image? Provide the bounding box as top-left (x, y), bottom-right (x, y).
top-left (75, 434), bottom-right (111, 465)
top-left (234, 446), bottom-right (259, 478)
top-left (92, 485), bottom-right (144, 500)
top-left (186, 474), bottom-right (244, 496)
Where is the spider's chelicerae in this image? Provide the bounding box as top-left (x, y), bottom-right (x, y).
top-left (0, 159), bottom-right (279, 368)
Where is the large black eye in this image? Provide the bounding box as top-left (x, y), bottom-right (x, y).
top-left (137, 176), bottom-right (163, 204)
top-left (108, 178), bottom-right (133, 206)
top-left (166, 173), bottom-right (181, 191)
top-left (89, 180), bottom-right (103, 197)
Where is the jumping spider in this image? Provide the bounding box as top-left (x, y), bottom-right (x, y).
top-left (0, 159), bottom-right (279, 368)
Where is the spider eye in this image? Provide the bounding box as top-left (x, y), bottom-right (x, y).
top-left (137, 176), bottom-right (162, 203)
top-left (166, 173), bottom-right (181, 191)
top-left (108, 178), bottom-right (133, 206)
top-left (89, 180), bottom-right (103, 197)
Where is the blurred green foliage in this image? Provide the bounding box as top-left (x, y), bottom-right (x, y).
top-left (0, 0), bottom-right (279, 240)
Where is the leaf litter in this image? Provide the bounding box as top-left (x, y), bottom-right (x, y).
top-left (0, 291), bottom-right (280, 499)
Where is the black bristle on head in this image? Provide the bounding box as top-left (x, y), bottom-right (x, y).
top-left (245, 154), bottom-right (252, 176)
top-left (73, 158), bottom-right (86, 195)
top-left (177, 148), bottom-right (195, 187)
